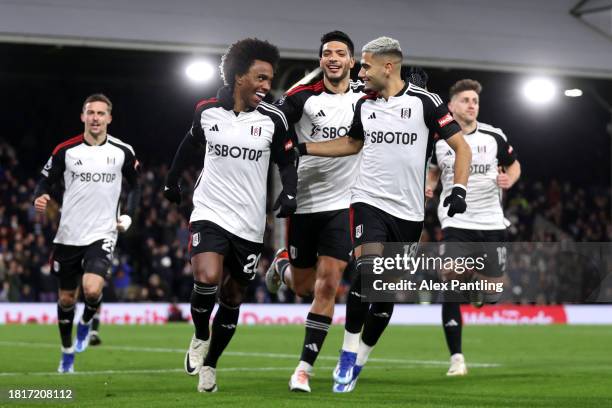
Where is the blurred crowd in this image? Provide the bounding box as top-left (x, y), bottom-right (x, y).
top-left (1, 139), bottom-right (610, 303)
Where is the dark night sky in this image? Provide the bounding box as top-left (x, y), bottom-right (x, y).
top-left (1, 43), bottom-right (610, 186)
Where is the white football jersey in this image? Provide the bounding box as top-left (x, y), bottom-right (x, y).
top-left (349, 83), bottom-right (462, 221)
top-left (41, 134), bottom-right (138, 246)
top-left (189, 94), bottom-right (292, 243)
top-left (432, 121), bottom-right (517, 230)
top-left (276, 80), bottom-right (364, 213)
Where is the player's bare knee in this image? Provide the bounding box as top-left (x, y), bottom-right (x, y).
top-left (58, 291), bottom-right (77, 308)
top-left (82, 286), bottom-right (102, 303)
top-left (293, 275), bottom-right (315, 297)
top-left (193, 265), bottom-right (219, 284)
top-left (314, 258), bottom-right (343, 300)
top-left (314, 275), bottom-right (338, 301)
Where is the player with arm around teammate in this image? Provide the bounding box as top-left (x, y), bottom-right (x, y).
top-left (294, 37), bottom-right (472, 392)
top-left (264, 30), bottom-right (364, 392)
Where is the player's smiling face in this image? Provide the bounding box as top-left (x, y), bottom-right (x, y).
top-left (449, 90), bottom-right (480, 125)
top-left (81, 101), bottom-right (112, 138)
top-left (320, 41), bottom-right (354, 83)
top-left (358, 52), bottom-right (385, 92)
top-left (235, 59), bottom-right (274, 110)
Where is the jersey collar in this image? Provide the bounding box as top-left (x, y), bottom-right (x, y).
top-left (376, 81), bottom-right (408, 100)
top-left (82, 133), bottom-right (108, 146)
top-left (323, 79), bottom-right (351, 94)
top-left (465, 122), bottom-right (479, 135)
top-left (217, 86), bottom-right (255, 113)
top-left (394, 81), bottom-right (409, 97)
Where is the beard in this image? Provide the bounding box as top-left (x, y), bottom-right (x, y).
top-left (324, 66), bottom-right (350, 84)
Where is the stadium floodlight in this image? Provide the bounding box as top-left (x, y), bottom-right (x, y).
top-left (564, 88), bottom-right (583, 97)
top-left (185, 60), bottom-right (215, 83)
top-left (522, 78), bottom-right (557, 104)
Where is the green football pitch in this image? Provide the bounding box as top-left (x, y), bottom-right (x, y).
top-left (1, 324), bottom-right (611, 407)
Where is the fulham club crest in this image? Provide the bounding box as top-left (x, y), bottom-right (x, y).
top-left (355, 224), bottom-right (363, 239)
top-left (251, 126), bottom-right (262, 137)
top-left (192, 232), bottom-right (201, 247)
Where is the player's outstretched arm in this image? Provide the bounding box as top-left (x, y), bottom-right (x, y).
top-left (296, 136), bottom-right (363, 158)
top-left (497, 160), bottom-right (521, 189)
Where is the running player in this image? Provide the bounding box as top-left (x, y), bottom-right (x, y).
top-left (33, 93), bottom-right (140, 373)
top-left (293, 37), bottom-right (472, 392)
top-left (264, 30), bottom-right (364, 393)
top-left (163, 38), bottom-right (297, 393)
top-left (426, 79), bottom-right (520, 376)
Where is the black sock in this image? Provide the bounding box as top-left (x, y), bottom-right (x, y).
top-left (92, 312), bottom-right (100, 332)
top-left (203, 302), bottom-right (240, 368)
top-left (81, 294), bottom-right (102, 324)
top-left (442, 302), bottom-right (462, 355)
top-left (345, 258), bottom-right (370, 334)
top-left (191, 281), bottom-right (217, 341)
top-left (299, 312), bottom-right (332, 366)
top-left (361, 302), bottom-right (394, 347)
top-left (57, 303), bottom-right (75, 349)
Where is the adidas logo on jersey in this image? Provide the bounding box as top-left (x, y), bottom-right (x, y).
top-left (368, 112), bottom-right (377, 119)
top-left (210, 124), bottom-right (219, 132)
top-left (446, 150), bottom-right (454, 156)
top-left (305, 343), bottom-right (319, 352)
top-left (74, 159), bottom-right (83, 166)
top-left (444, 319), bottom-right (459, 327)
top-left (315, 109), bottom-right (326, 117)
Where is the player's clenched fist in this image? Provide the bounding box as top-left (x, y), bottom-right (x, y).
top-left (34, 194), bottom-right (51, 213)
top-left (496, 173), bottom-right (512, 189)
top-left (425, 186), bottom-right (435, 199)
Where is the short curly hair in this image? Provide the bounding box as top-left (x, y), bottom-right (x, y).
top-left (219, 38), bottom-right (280, 87)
